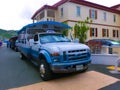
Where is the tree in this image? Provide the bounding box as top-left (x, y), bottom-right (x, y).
top-left (74, 17), bottom-right (92, 43)
top-left (61, 21), bottom-right (69, 36)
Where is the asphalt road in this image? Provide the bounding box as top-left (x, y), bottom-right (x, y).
top-left (0, 46), bottom-right (42, 90)
top-left (0, 46), bottom-right (120, 90)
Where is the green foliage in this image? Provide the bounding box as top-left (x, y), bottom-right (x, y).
top-left (74, 17), bottom-right (92, 43)
top-left (61, 29), bottom-right (69, 36)
top-left (61, 21), bottom-right (69, 36)
top-left (0, 29), bottom-right (17, 40)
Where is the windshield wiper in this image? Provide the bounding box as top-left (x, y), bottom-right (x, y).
top-left (57, 40), bottom-right (70, 42)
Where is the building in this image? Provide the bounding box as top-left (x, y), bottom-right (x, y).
top-left (31, 0), bottom-right (120, 41)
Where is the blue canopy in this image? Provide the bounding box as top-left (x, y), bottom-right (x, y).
top-left (18, 21), bottom-right (71, 34)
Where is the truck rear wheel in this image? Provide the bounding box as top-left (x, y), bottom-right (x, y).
top-left (20, 53), bottom-right (26, 60)
top-left (39, 58), bottom-right (53, 81)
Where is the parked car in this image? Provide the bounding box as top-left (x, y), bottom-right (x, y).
top-left (14, 40), bottom-right (19, 51)
top-left (8, 36), bottom-right (18, 50)
top-left (87, 39), bottom-right (120, 46)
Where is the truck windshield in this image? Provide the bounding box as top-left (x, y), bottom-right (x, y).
top-left (39, 34), bottom-right (70, 44)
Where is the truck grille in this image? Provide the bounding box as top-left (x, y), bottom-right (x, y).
top-left (63, 49), bottom-right (89, 61)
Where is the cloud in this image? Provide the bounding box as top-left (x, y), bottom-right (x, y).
top-left (1, 0), bottom-right (118, 30)
top-left (0, 0), bottom-right (59, 30)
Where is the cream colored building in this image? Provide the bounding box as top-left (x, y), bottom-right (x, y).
top-left (31, 0), bottom-right (120, 41)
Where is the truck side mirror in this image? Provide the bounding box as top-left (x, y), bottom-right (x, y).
top-left (34, 35), bottom-right (38, 41)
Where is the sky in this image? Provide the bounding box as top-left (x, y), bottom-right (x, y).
top-left (0, 0), bottom-right (119, 30)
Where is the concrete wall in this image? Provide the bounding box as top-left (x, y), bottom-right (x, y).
top-left (33, 1), bottom-right (120, 41)
top-left (112, 46), bottom-right (120, 56)
top-left (65, 2), bottom-right (120, 26)
top-left (57, 2), bottom-right (120, 41)
top-left (101, 46), bottom-right (120, 56)
top-left (91, 54), bottom-right (119, 65)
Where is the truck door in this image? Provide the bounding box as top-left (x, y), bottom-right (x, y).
top-left (31, 34), bottom-right (40, 60)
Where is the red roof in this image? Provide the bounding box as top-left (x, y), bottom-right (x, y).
top-left (69, 0), bottom-right (120, 13)
top-left (53, 0), bottom-right (68, 7)
top-left (31, 5), bottom-right (57, 19)
top-left (111, 4), bottom-right (120, 9)
top-left (31, 0), bottom-right (120, 19)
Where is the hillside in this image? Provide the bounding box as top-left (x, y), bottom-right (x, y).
top-left (0, 29), bottom-right (17, 40)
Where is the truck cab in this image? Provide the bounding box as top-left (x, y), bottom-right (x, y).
top-left (17, 21), bottom-right (91, 81)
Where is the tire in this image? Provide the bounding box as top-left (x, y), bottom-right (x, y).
top-left (20, 53), bottom-right (26, 60)
top-left (10, 45), bottom-right (11, 48)
top-left (82, 64), bottom-right (88, 72)
top-left (15, 47), bottom-right (18, 52)
top-left (39, 58), bottom-right (53, 81)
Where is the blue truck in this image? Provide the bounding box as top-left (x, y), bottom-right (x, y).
top-left (17, 21), bottom-right (91, 81)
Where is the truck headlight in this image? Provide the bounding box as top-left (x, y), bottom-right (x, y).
top-left (51, 52), bottom-right (60, 56)
top-left (51, 52), bottom-right (60, 62)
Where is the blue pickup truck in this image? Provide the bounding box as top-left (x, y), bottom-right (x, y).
top-left (17, 21), bottom-right (91, 80)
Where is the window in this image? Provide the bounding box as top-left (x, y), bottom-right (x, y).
top-left (113, 15), bottom-right (116, 22)
top-left (90, 28), bottom-right (98, 37)
top-left (102, 29), bottom-right (109, 37)
top-left (50, 18), bottom-right (53, 21)
top-left (47, 10), bottom-right (55, 17)
top-left (76, 6), bottom-right (81, 16)
top-left (39, 34), bottom-right (70, 44)
top-left (113, 30), bottom-right (119, 37)
top-left (34, 35), bottom-right (38, 41)
top-left (60, 8), bottom-right (63, 17)
top-left (40, 11), bottom-right (44, 19)
top-left (89, 9), bottom-right (97, 19)
top-left (103, 12), bottom-right (107, 21)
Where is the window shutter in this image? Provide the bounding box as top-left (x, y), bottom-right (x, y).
top-left (89, 9), bottom-right (91, 18)
top-left (95, 10), bottom-right (97, 19)
top-left (107, 29), bottom-right (109, 37)
top-left (90, 28), bottom-right (92, 37)
top-left (117, 30), bottom-right (119, 37)
top-left (102, 29), bottom-right (104, 37)
top-left (113, 30), bottom-right (115, 37)
top-left (96, 28), bottom-right (98, 37)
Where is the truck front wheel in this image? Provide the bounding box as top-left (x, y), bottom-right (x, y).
top-left (39, 58), bottom-right (53, 81)
top-left (82, 64), bottom-right (88, 72)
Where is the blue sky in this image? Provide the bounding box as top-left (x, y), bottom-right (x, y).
top-left (0, 0), bottom-right (119, 30)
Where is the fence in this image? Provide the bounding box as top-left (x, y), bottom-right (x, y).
top-left (87, 40), bottom-right (102, 54)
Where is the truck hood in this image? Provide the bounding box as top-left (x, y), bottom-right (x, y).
top-left (42, 42), bottom-right (89, 52)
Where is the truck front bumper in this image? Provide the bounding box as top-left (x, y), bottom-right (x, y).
top-left (51, 59), bottom-right (91, 73)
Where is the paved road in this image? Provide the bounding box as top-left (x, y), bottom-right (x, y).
top-left (0, 46), bottom-right (120, 90)
top-left (0, 46), bottom-right (42, 90)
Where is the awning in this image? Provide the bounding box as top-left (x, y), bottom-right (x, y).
top-left (18, 21), bottom-right (71, 34)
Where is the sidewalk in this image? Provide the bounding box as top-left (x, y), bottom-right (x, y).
top-left (88, 64), bottom-right (120, 79)
top-left (9, 64), bottom-right (120, 90)
top-left (9, 70), bottom-right (119, 90)
top-left (88, 64), bottom-right (120, 90)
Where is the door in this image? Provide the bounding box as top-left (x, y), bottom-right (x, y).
top-left (31, 34), bottom-right (40, 60)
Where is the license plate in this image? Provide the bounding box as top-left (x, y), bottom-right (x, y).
top-left (76, 65), bottom-right (83, 71)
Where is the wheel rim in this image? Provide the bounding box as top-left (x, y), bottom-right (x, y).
top-left (20, 53), bottom-right (22, 58)
top-left (40, 64), bottom-right (45, 77)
